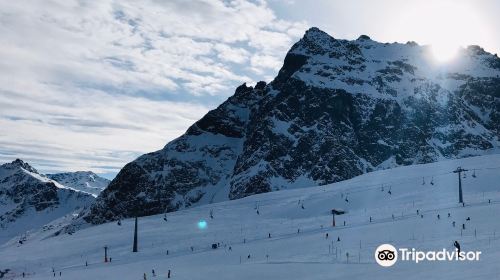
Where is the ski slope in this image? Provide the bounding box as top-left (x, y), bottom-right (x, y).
top-left (1, 154), bottom-right (500, 279)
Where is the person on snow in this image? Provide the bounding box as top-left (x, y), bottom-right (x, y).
top-left (326, 233), bottom-right (329, 239)
top-left (143, 272), bottom-right (147, 280)
top-left (453, 241), bottom-right (461, 257)
top-left (168, 269), bottom-right (171, 278)
top-left (152, 269), bottom-right (156, 277)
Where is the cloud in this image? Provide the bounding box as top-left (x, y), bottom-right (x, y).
top-left (0, 0), bottom-right (307, 177)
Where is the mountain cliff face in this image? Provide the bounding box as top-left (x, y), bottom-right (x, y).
top-left (48, 171), bottom-right (109, 197)
top-left (0, 159), bottom-right (94, 244)
top-left (84, 27), bottom-right (500, 224)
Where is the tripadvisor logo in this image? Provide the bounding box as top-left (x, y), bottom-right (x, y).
top-left (375, 243), bottom-right (481, 267)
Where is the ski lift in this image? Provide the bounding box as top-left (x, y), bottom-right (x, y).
top-left (430, 177), bottom-right (434, 185)
top-left (472, 170), bottom-right (476, 178)
top-left (463, 172), bottom-right (467, 179)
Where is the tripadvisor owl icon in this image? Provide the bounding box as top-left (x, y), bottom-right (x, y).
top-left (375, 244), bottom-right (398, 267)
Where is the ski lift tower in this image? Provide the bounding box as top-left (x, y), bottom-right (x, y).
top-left (453, 167), bottom-right (468, 204)
top-left (331, 209), bottom-right (346, 227)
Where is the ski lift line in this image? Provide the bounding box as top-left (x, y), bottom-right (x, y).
top-left (173, 164), bottom-right (500, 214)
top-left (305, 163), bottom-right (500, 200)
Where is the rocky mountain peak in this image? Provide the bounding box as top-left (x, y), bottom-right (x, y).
top-left (5, 158), bottom-right (39, 174)
top-left (81, 28), bottom-right (500, 225)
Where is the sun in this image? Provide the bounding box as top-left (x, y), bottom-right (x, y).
top-left (430, 43), bottom-right (460, 62)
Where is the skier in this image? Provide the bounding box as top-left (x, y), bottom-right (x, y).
top-left (59, 272), bottom-right (61, 277)
top-left (343, 221), bottom-right (346, 226)
top-left (167, 250), bottom-right (169, 255)
top-left (143, 272), bottom-right (147, 280)
top-left (152, 269), bottom-right (156, 277)
top-left (229, 246), bottom-right (232, 251)
top-left (337, 237), bottom-right (340, 242)
top-left (448, 213), bottom-right (451, 218)
top-left (85, 261), bottom-right (88, 266)
top-left (247, 254), bottom-right (251, 259)
top-left (297, 228), bottom-right (300, 234)
top-left (453, 241), bottom-right (461, 256)
top-left (268, 233), bottom-right (271, 238)
top-left (256, 210), bottom-right (260, 215)
top-left (452, 221), bottom-right (456, 227)
top-left (437, 214), bottom-right (440, 219)
top-left (369, 216), bottom-right (372, 223)
top-left (168, 270), bottom-right (171, 279)
top-left (326, 233), bottom-right (329, 239)
top-left (301, 204), bottom-right (305, 209)
top-left (466, 217), bottom-right (471, 221)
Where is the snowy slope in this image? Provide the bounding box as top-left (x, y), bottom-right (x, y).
top-left (48, 172), bottom-right (109, 197)
top-left (84, 27), bottom-right (500, 224)
top-left (2, 154), bottom-right (500, 279)
top-left (0, 160), bottom-right (95, 245)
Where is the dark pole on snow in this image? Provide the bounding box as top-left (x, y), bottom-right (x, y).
top-left (453, 167), bottom-right (468, 204)
top-left (133, 217), bottom-right (138, 252)
top-left (104, 246), bottom-right (108, 262)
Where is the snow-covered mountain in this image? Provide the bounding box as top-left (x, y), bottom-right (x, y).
top-left (48, 172), bottom-right (109, 197)
top-left (1, 154), bottom-right (500, 279)
top-left (0, 159), bottom-right (95, 244)
top-left (84, 27), bottom-right (500, 224)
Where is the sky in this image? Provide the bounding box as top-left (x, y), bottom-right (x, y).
top-left (0, 0), bottom-right (498, 179)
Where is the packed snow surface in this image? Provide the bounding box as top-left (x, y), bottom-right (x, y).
top-left (1, 154), bottom-right (500, 279)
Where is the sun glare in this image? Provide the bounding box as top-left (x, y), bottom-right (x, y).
top-left (430, 43), bottom-right (459, 62)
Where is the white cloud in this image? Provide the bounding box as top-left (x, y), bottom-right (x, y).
top-left (0, 0), bottom-right (307, 177)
